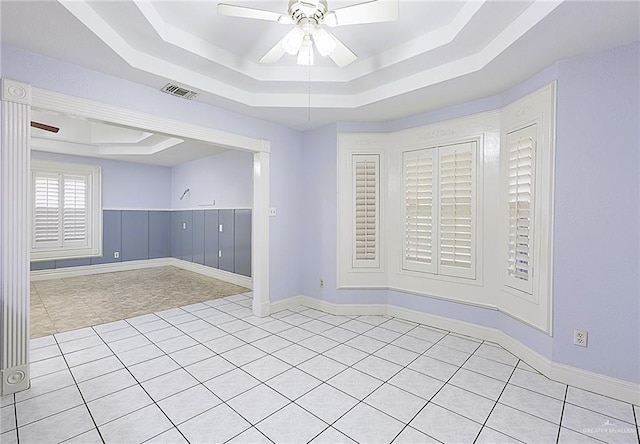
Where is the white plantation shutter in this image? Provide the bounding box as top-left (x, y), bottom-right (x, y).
top-left (31, 160), bottom-right (101, 261)
top-left (62, 175), bottom-right (89, 245)
top-left (505, 125), bottom-right (536, 294)
top-left (33, 173), bottom-right (61, 246)
top-left (33, 172), bottom-right (90, 249)
top-left (403, 148), bottom-right (437, 273)
top-left (352, 154), bottom-right (380, 268)
top-left (439, 142), bottom-right (476, 279)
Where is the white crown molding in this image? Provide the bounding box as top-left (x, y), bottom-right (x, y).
top-left (58, 0), bottom-right (564, 109)
top-left (133, 0), bottom-right (485, 83)
top-left (270, 295), bottom-right (640, 406)
top-left (30, 86), bottom-right (268, 153)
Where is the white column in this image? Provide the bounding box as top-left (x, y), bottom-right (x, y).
top-left (1, 79), bottom-right (31, 395)
top-left (252, 148), bottom-right (270, 317)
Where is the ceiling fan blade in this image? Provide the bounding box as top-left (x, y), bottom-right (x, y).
top-left (259, 39), bottom-right (286, 64)
top-left (31, 121), bottom-right (60, 133)
top-left (217, 3), bottom-right (292, 23)
top-left (325, 0), bottom-right (398, 27)
top-left (327, 34), bottom-right (357, 68)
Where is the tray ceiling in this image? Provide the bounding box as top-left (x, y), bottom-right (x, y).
top-left (2, 1), bottom-right (639, 130)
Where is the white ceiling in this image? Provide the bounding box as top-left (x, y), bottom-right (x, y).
top-left (31, 110), bottom-right (227, 166)
top-left (2, 0), bottom-right (639, 131)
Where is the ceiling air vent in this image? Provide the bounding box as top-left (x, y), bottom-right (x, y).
top-left (161, 83), bottom-right (198, 100)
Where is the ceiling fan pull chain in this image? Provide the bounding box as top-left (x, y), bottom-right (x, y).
top-left (308, 69), bottom-right (312, 122)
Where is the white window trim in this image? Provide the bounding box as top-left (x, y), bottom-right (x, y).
top-left (352, 154), bottom-right (381, 269)
top-left (338, 112), bottom-right (494, 307)
top-left (498, 82), bottom-right (556, 334)
top-left (31, 159), bottom-right (103, 261)
top-left (337, 137), bottom-right (387, 288)
top-left (337, 83), bottom-right (555, 334)
top-left (400, 141), bottom-right (478, 280)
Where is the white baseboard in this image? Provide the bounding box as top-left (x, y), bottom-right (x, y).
top-left (30, 258), bottom-right (173, 281)
top-left (270, 295), bottom-right (639, 405)
top-left (171, 259), bottom-right (252, 290)
top-left (269, 295), bottom-right (305, 314)
top-left (30, 257), bottom-right (253, 290)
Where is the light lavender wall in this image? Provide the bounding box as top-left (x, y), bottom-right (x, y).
top-left (300, 125), bottom-right (391, 306)
top-left (2, 45), bottom-right (304, 302)
top-left (171, 149), bottom-right (253, 209)
top-left (552, 41), bottom-right (639, 382)
top-left (301, 42), bottom-right (639, 383)
top-left (31, 151), bottom-right (171, 209)
top-left (5, 41), bottom-right (638, 382)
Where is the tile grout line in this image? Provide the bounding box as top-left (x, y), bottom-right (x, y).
top-left (89, 323), bottom-right (192, 444)
top-left (28, 303), bottom-right (514, 443)
top-left (52, 334), bottom-right (106, 444)
top-left (21, 294), bottom-right (637, 444)
top-left (471, 352), bottom-right (521, 444)
top-left (555, 384), bottom-right (569, 444)
top-left (389, 334), bottom-right (484, 443)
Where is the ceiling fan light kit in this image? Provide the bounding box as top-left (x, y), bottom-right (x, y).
top-left (312, 27), bottom-right (336, 56)
top-left (217, 0), bottom-right (398, 67)
top-left (297, 35), bottom-right (314, 66)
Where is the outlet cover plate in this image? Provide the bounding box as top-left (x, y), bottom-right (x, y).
top-left (574, 329), bottom-right (588, 347)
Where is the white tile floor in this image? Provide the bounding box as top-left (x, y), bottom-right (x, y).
top-left (1, 293), bottom-right (638, 444)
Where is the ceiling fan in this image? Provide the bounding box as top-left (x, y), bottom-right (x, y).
top-left (217, 0), bottom-right (399, 68)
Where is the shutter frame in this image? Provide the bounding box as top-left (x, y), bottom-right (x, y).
top-left (33, 171), bottom-right (62, 248)
top-left (62, 173), bottom-right (90, 246)
top-left (352, 154), bottom-right (380, 268)
top-left (31, 160), bottom-right (102, 261)
top-left (504, 124), bottom-right (536, 294)
top-left (402, 148), bottom-right (438, 274)
top-left (438, 141), bottom-right (477, 279)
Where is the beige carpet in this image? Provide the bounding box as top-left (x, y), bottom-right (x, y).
top-left (30, 266), bottom-right (249, 338)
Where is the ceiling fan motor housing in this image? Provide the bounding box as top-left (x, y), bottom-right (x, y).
top-left (288, 0), bottom-right (327, 24)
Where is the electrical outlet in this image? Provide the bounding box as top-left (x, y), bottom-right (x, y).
top-left (574, 329), bottom-right (588, 347)
top-left (320, 279), bottom-right (324, 288)
top-left (182, 222), bottom-right (187, 230)
top-left (114, 251), bottom-right (120, 259)
top-left (269, 207), bottom-right (277, 217)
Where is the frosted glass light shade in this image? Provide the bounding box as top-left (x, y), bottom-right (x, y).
top-left (283, 27), bottom-right (305, 55)
top-left (313, 28), bottom-right (336, 56)
top-left (297, 35), bottom-right (314, 65)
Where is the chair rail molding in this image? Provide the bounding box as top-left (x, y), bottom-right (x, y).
top-left (1, 78), bottom-right (32, 395)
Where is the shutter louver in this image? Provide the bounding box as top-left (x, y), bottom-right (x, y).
top-left (353, 154), bottom-right (379, 268)
top-left (505, 125), bottom-right (536, 294)
top-left (63, 175), bottom-right (88, 245)
top-left (403, 149), bottom-right (437, 273)
top-left (33, 173), bottom-right (61, 246)
top-left (439, 142), bottom-right (475, 278)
